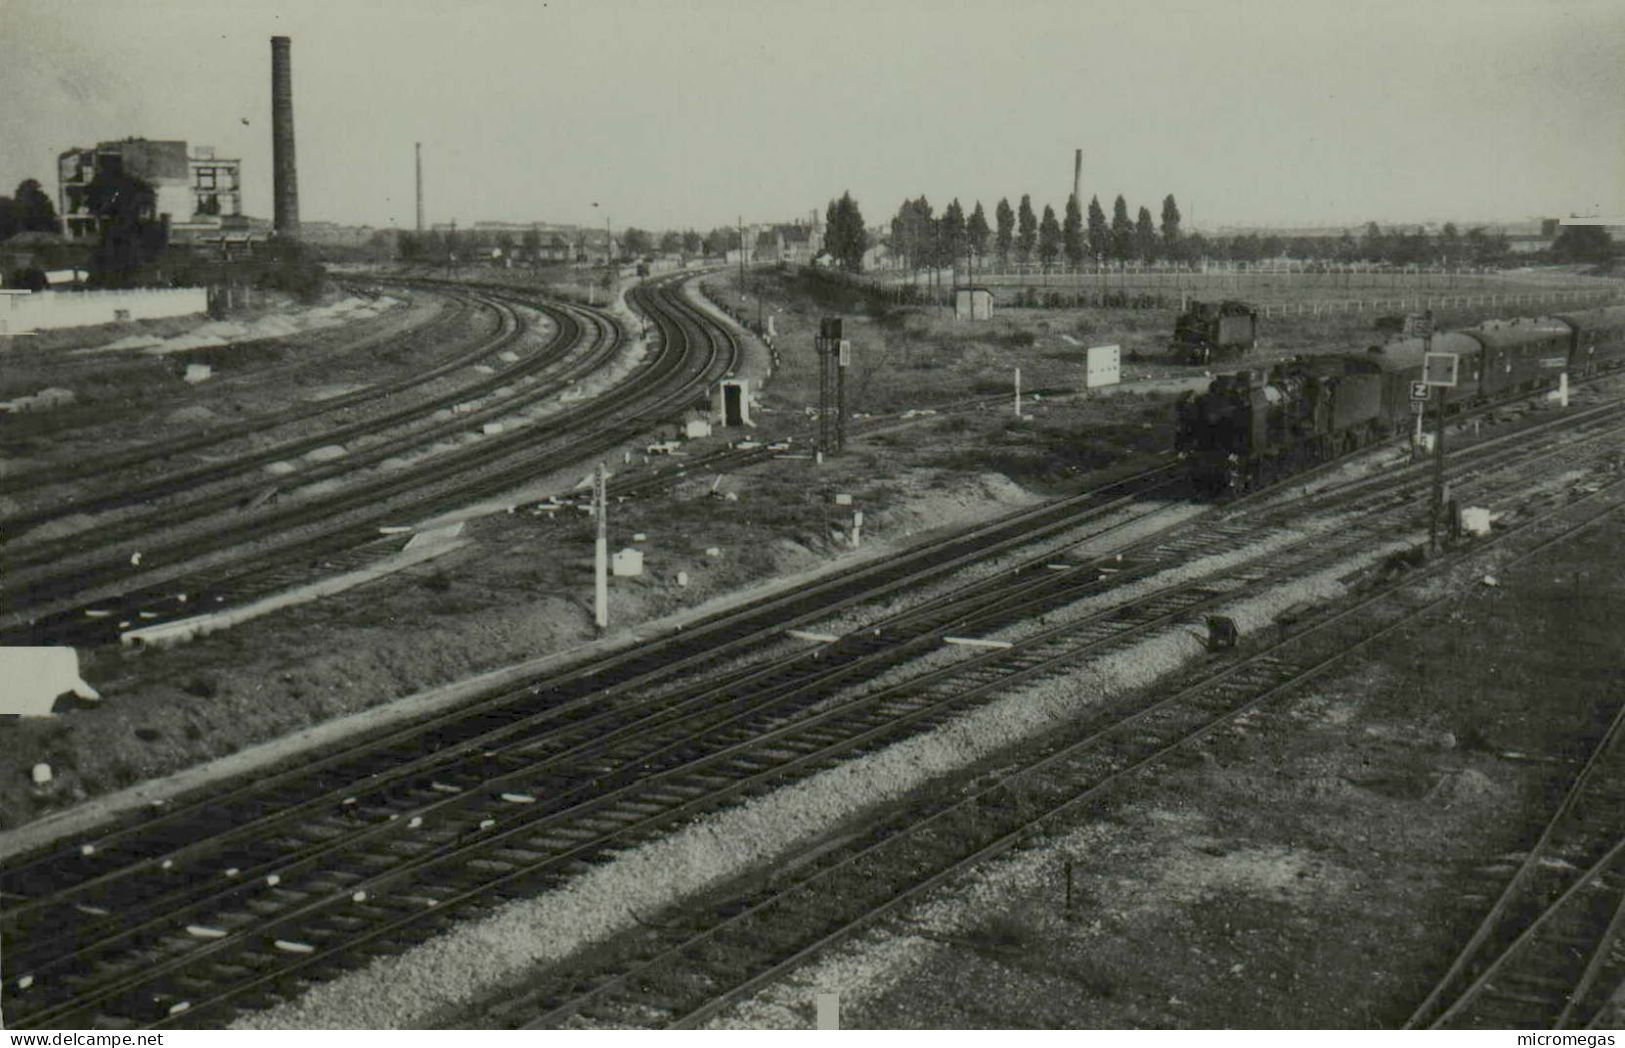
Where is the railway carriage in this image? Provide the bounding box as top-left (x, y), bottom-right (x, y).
top-left (1556, 304), bottom-right (1625, 376)
top-left (1174, 302), bottom-right (1625, 496)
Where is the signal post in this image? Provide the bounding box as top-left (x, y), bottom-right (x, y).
top-left (816, 317), bottom-right (850, 456)
top-left (1421, 326), bottom-right (1458, 551)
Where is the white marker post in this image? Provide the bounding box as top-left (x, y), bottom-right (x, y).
top-left (593, 462), bottom-right (608, 631)
top-left (1014, 367), bottom-right (1022, 417)
top-left (1409, 380), bottom-right (1429, 457)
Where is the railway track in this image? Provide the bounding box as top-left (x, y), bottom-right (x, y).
top-left (7, 369), bottom-right (1621, 1027)
top-left (2, 287), bottom-right (493, 501)
top-left (2, 278), bottom-right (748, 646)
top-left (0, 292), bottom-right (549, 560)
top-left (1406, 707), bottom-right (1625, 1029)
top-left (5, 287), bottom-right (1622, 1025)
top-left (488, 448), bottom-right (1625, 1031)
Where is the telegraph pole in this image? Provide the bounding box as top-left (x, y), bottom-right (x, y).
top-left (737, 214), bottom-right (746, 306)
top-left (594, 461), bottom-right (608, 631)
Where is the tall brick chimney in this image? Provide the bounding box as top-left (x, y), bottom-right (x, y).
top-left (1073, 148), bottom-right (1082, 205)
top-left (271, 35), bottom-right (300, 235)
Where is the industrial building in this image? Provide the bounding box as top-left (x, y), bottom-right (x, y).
top-left (56, 138), bottom-right (255, 243)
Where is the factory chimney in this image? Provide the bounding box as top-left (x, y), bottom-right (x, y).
top-left (1072, 148), bottom-right (1082, 205)
top-left (270, 35), bottom-right (300, 235)
top-left (415, 142), bottom-right (424, 233)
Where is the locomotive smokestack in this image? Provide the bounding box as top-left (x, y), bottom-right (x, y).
top-left (270, 35), bottom-right (300, 235)
top-left (415, 142), bottom-right (424, 233)
top-left (1072, 148), bottom-right (1082, 205)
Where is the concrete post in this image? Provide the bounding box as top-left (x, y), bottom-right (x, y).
top-left (1014, 366), bottom-right (1022, 417)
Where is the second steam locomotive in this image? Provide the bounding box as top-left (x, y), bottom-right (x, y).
top-left (1173, 304), bottom-right (1625, 494)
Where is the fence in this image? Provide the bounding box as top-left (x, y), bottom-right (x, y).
top-left (878, 260), bottom-right (1625, 297)
top-left (0, 287), bottom-right (208, 334)
top-left (1254, 286), bottom-right (1624, 319)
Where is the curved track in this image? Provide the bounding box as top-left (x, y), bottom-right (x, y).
top-left (3, 278), bottom-right (743, 646)
top-left (2, 287), bottom-right (497, 499)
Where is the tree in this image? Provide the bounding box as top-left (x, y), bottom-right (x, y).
top-left (0, 196), bottom-right (16, 242)
top-left (1361, 221), bottom-right (1384, 261)
top-left (825, 190), bottom-right (868, 272)
top-left (1109, 195), bottom-right (1133, 261)
top-left (1160, 194), bottom-right (1181, 253)
top-left (495, 231), bottom-right (514, 255)
top-left (621, 227), bottom-right (651, 257)
top-left (703, 227), bottom-right (739, 257)
top-left (1062, 194), bottom-right (1084, 268)
top-left (966, 201), bottom-right (990, 262)
top-left (890, 196), bottom-right (934, 271)
top-left (1439, 222), bottom-right (1460, 264)
top-left (940, 198), bottom-right (966, 267)
top-left (1015, 194), bottom-right (1037, 263)
top-left (1134, 206), bottom-right (1157, 261)
top-left (1552, 224), bottom-right (1615, 264)
top-left (1037, 204), bottom-right (1061, 265)
top-left (682, 229), bottom-right (702, 254)
top-left (994, 198), bottom-right (1015, 266)
top-left (1086, 195), bottom-right (1108, 260)
top-left (12, 179), bottom-right (59, 234)
top-left (659, 231), bottom-right (682, 254)
top-left (84, 168), bottom-right (165, 287)
top-left (522, 226), bottom-right (541, 254)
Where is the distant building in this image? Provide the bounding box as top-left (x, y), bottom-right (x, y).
top-left (57, 138), bottom-right (253, 243)
top-left (298, 221), bottom-right (380, 247)
top-left (750, 220), bottom-right (824, 264)
top-left (1558, 217), bottom-right (1625, 244)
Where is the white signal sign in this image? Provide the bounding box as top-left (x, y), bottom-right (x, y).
top-left (1409, 399), bottom-right (1426, 415)
top-left (838, 340), bottom-right (851, 367)
top-left (1423, 352), bottom-right (1459, 387)
top-left (1409, 382), bottom-right (1430, 400)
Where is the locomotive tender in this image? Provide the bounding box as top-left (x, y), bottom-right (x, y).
top-left (1174, 304), bottom-right (1625, 494)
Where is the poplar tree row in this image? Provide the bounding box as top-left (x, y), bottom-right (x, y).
top-left (888, 192), bottom-right (1183, 269)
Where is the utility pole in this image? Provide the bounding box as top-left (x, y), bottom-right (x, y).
top-left (447, 218), bottom-right (456, 280)
top-left (737, 214), bottom-right (746, 304)
top-left (594, 461), bottom-right (608, 631)
top-left (604, 213), bottom-right (613, 303)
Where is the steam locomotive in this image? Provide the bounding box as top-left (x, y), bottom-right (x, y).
top-left (1173, 304), bottom-right (1625, 494)
top-left (1171, 300), bottom-right (1259, 364)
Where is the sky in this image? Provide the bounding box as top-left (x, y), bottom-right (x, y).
top-left (3, 0), bottom-right (1622, 233)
